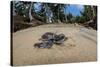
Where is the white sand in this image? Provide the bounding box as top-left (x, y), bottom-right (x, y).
top-left (12, 24), bottom-right (97, 66)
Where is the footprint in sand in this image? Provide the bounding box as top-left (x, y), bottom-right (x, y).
top-left (68, 43), bottom-right (76, 47)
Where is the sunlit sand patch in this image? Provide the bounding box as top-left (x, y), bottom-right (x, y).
top-left (13, 24), bottom-right (97, 65)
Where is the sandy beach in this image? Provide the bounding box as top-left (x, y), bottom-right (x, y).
top-left (12, 24), bottom-right (97, 66)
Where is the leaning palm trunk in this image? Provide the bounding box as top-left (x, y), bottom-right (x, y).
top-left (29, 2), bottom-right (33, 22)
top-left (45, 3), bottom-right (51, 23)
top-left (45, 3), bottom-right (48, 23)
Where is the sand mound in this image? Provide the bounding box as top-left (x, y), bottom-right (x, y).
top-left (12, 24), bottom-right (97, 66)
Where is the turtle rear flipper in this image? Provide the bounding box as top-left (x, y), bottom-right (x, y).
top-left (64, 37), bottom-right (68, 41)
top-left (34, 43), bottom-right (45, 48)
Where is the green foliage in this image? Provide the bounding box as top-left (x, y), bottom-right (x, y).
top-left (13, 1), bottom-right (97, 25)
top-left (15, 1), bottom-right (29, 16)
top-left (75, 16), bottom-right (86, 23)
top-left (80, 5), bottom-right (94, 21)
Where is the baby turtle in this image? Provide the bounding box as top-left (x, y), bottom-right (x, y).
top-left (39, 32), bottom-right (55, 41)
top-left (34, 39), bottom-right (54, 49)
top-left (54, 34), bottom-right (68, 45)
top-left (34, 32), bottom-right (68, 48)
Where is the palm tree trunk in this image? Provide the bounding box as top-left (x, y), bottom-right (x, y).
top-left (58, 5), bottom-right (59, 23)
top-left (13, 1), bottom-right (16, 16)
top-left (29, 2), bottom-right (33, 22)
top-left (64, 6), bottom-right (67, 23)
top-left (91, 6), bottom-right (95, 18)
top-left (45, 3), bottom-right (47, 23)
